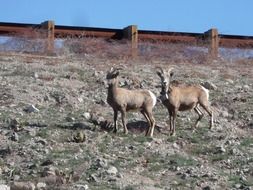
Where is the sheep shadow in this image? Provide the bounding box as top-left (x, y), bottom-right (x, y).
top-left (99, 119), bottom-right (163, 135)
top-left (55, 122), bottom-right (92, 131)
top-left (126, 120), bottom-right (162, 135)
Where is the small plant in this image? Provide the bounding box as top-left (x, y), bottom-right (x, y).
top-left (36, 128), bottom-right (48, 138)
top-left (167, 135), bottom-right (177, 143)
top-left (168, 154), bottom-right (198, 167)
top-left (240, 137), bottom-right (253, 147)
top-left (228, 175), bottom-right (253, 188)
top-left (98, 134), bottom-right (112, 153)
top-left (211, 153), bottom-right (230, 162)
top-left (134, 135), bottom-right (153, 144)
top-left (124, 185), bottom-right (137, 190)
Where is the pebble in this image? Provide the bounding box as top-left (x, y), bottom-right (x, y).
top-left (225, 79), bottom-right (234, 84)
top-left (243, 85), bottom-right (250, 91)
top-left (24, 105), bottom-right (40, 113)
top-left (0, 185), bottom-right (9, 190)
top-left (90, 174), bottom-right (99, 182)
top-left (202, 81), bottom-right (217, 90)
top-left (215, 146), bottom-right (226, 154)
top-left (36, 182), bottom-right (47, 190)
top-left (83, 112), bottom-right (91, 120)
top-left (73, 184), bottom-right (89, 190)
top-left (66, 116), bottom-right (75, 122)
top-left (96, 158), bottom-right (108, 168)
top-left (106, 166), bottom-right (118, 175)
top-left (234, 183), bottom-right (242, 189)
top-left (172, 142), bottom-right (180, 149)
top-left (202, 186), bottom-right (212, 190)
top-left (10, 132), bottom-right (19, 141)
top-left (10, 182), bottom-right (35, 190)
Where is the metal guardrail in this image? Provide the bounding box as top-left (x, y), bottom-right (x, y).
top-left (0, 21), bottom-right (253, 57)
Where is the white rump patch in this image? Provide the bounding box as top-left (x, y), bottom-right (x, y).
top-left (201, 86), bottom-right (209, 100)
top-left (148, 90), bottom-right (157, 107)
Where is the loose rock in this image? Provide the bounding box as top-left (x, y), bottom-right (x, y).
top-left (106, 166), bottom-right (118, 176)
top-left (24, 105), bottom-right (40, 113)
top-left (10, 182), bottom-right (35, 190)
top-left (202, 81), bottom-right (217, 90)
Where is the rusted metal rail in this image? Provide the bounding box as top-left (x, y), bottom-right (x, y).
top-left (219, 34), bottom-right (253, 48)
top-left (55, 25), bottom-right (123, 39)
top-left (0, 22), bottom-right (38, 35)
top-left (0, 20), bottom-right (253, 57)
top-left (138, 30), bottom-right (203, 43)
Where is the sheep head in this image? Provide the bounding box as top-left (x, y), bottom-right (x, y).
top-left (106, 67), bottom-right (122, 87)
top-left (156, 67), bottom-right (174, 98)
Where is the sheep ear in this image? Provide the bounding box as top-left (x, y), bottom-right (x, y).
top-left (112, 71), bottom-right (119, 78)
top-left (170, 72), bottom-right (174, 78)
top-left (156, 67), bottom-right (164, 77)
top-left (116, 67), bottom-right (123, 71)
top-left (167, 67), bottom-right (174, 78)
top-left (108, 67), bottom-right (115, 75)
top-left (156, 71), bottom-right (162, 77)
top-left (110, 67), bottom-right (114, 72)
top-left (108, 67), bottom-right (120, 74)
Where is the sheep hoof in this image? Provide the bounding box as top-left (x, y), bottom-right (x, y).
top-left (191, 126), bottom-right (197, 131)
top-left (146, 132), bottom-right (153, 137)
top-left (191, 129), bottom-right (196, 134)
top-left (170, 132), bottom-right (176, 136)
top-left (145, 130), bottom-right (151, 136)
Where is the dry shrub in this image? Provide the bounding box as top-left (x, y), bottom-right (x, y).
top-left (1, 28), bottom-right (253, 65)
top-left (0, 28), bottom-right (48, 54)
top-left (219, 47), bottom-right (253, 61)
top-left (235, 58), bottom-right (253, 65)
top-left (59, 37), bottom-right (132, 60)
top-left (138, 41), bottom-right (209, 64)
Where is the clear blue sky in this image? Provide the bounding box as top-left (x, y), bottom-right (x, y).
top-left (1, 0), bottom-right (253, 36)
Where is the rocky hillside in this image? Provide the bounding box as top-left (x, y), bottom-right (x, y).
top-left (0, 53), bottom-right (252, 190)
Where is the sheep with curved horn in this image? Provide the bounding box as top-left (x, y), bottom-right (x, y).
top-left (156, 67), bottom-right (213, 136)
top-left (106, 67), bottom-right (157, 137)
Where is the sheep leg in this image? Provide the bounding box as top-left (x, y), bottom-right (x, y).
top-left (193, 106), bottom-right (204, 129)
top-left (145, 110), bottom-right (155, 137)
top-left (141, 110), bottom-right (152, 136)
top-left (169, 114), bottom-right (173, 133)
top-left (113, 109), bottom-right (118, 133)
top-left (201, 104), bottom-right (213, 129)
top-left (120, 109), bottom-right (128, 134)
top-left (167, 109), bottom-right (173, 132)
top-left (171, 109), bottom-right (177, 136)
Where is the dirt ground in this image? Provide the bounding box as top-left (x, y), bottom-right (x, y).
top-left (0, 52), bottom-right (252, 190)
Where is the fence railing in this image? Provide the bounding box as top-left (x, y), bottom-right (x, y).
top-left (1, 20), bottom-right (253, 58)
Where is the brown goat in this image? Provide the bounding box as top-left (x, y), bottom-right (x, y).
top-left (156, 67), bottom-right (213, 136)
top-left (106, 68), bottom-right (157, 137)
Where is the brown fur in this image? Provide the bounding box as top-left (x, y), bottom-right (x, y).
top-left (157, 67), bottom-right (213, 136)
top-left (107, 68), bottom-right (156, 137)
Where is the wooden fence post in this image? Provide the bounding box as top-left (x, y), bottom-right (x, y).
top-left (41, 20), bottom-right (55, 55)
top-left (204, 28), bottom-right (219, 59)
top-left (123, 25), bottom-right (138, 57)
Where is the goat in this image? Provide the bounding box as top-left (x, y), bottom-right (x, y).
top-left (156, 67), bottom-right (213, 136)
top-left (106, 68), bottom-right (157, 137)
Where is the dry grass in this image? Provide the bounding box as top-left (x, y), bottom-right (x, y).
top-left (1, 29), bottom-right (253, 68)
top-left (0, 31), bottom-right (253, 189)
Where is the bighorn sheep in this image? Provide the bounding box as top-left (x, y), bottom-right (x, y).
top-left (156, 67), bottom-right (213, 136)
top-left (106, 68), bottom-right (157, 137)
